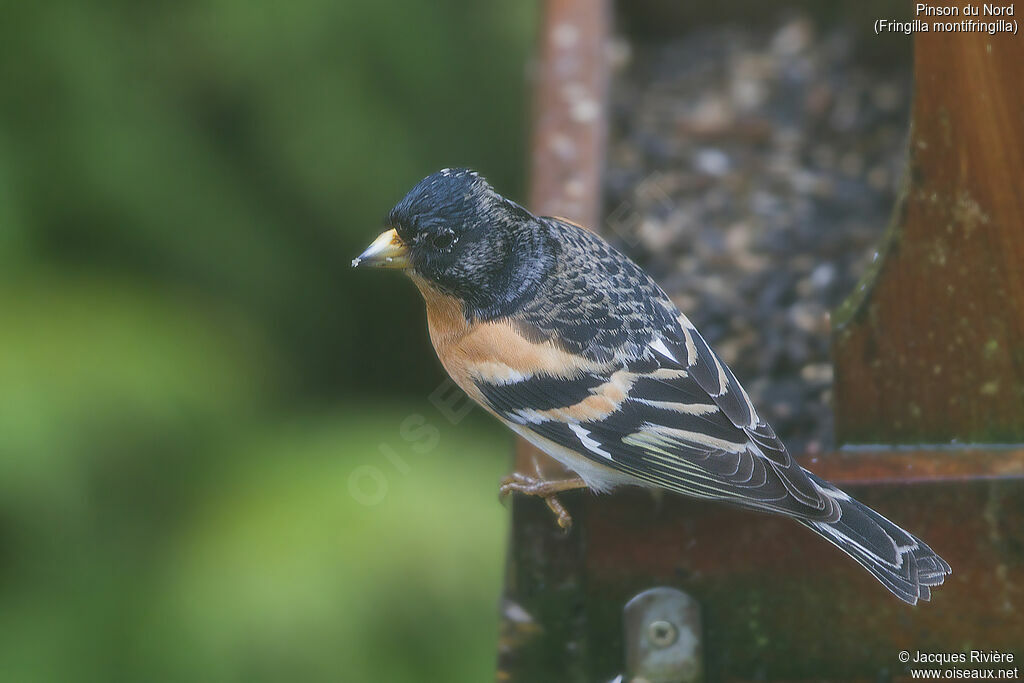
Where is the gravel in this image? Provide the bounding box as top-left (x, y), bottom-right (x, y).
top-left (604, 15), bottom-right (912, 454)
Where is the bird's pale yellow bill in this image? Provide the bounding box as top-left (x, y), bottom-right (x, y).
top-left (352, 228), bottom-right (410, 269)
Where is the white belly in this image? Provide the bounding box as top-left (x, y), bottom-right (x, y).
top-left (503, 420), bottom-right (640, 493)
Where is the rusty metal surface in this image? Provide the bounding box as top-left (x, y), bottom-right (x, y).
top-left (832, 14), bottom-right (1024, 445)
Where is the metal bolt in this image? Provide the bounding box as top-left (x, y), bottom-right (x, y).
top-left (625, 588), bottom-right (702, 682)
top-left (647, 619), bottom-right (677, 648)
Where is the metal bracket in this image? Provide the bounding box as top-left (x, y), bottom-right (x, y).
top-left (623, 587), bottom-right (703, 683)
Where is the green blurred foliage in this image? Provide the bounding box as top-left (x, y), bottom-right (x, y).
top-left (0, 1), bottom-right (534, 680)
top-left (0, 0), bottom-right (535, 395)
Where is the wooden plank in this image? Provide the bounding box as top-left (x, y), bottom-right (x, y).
top-left (800, 445), bottom-right (1024, 485)
top-left (832, 15), bottom-right (1024, 445)
top-left (501, 474), bottom-right (1024, 680)
top-left (578, 477), bottom-right (1024, 681)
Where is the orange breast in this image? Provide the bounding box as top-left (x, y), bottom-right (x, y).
top-left (410, 274), bottom-right (607, 406)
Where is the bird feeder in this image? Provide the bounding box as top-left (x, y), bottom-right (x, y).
top-left (498, 0), bottom-right (1024, 680)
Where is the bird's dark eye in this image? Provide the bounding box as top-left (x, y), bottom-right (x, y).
top-left (431, 229), bottom-right (457, 250)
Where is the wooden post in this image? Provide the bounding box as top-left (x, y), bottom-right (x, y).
top-left (833, 16), bottom-right (1024, 445)
top-left (517, 0), bottom-right (611, 482)
top-left (498, 3), bottom-right (610, 681)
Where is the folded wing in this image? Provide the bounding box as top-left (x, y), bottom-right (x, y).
top-left (473, 316), bottom-right (838, 522)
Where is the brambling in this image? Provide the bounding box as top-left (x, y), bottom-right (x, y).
top-left (353, 168), bottom-right (950, 604)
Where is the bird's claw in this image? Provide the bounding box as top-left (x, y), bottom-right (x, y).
top-left (498, 472), bottom-right (586, 531)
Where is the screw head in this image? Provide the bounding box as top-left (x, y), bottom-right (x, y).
top-left (647, 619), bottom-right (678, 648)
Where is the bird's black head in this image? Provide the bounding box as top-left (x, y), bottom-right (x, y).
top-left (353, 169), bottom-right (555, 319)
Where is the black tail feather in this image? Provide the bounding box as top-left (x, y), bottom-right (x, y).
top-left (801, 474), bottom-right (951, 605)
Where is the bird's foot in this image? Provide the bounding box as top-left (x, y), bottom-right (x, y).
top-left (499, 472), bottom-right (587, 531)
